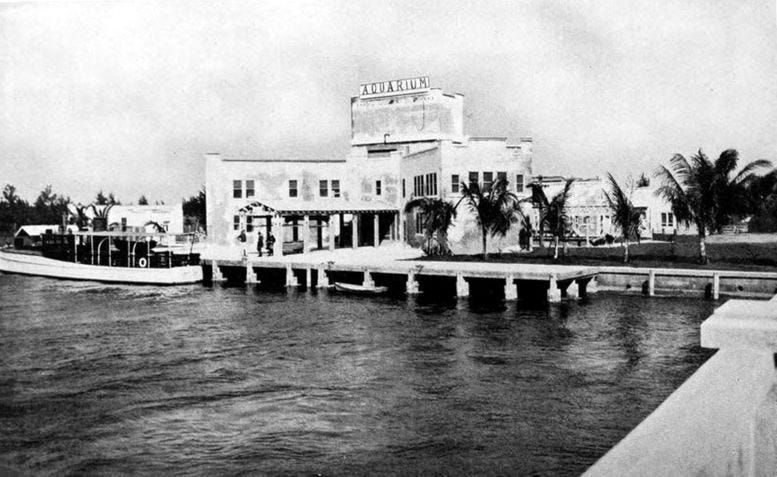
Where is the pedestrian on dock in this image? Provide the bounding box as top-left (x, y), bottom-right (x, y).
top-left (267, 232), bottom-right (276, 255)
top-left (256, 231), bottom-right (264, 257)
top-left (237, 229), bottom-right (247, 257)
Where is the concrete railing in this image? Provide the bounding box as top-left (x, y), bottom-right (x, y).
top-left (585, 294), bottom-right (777, 476)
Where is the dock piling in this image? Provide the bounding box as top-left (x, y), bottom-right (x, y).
top-left (212, 261), bottom-right (226, 282)
top-left (317, 265), bottom-right (330, 288)
top-left (504, 275), bottom-right (517, 301)
top-left (456, 273), bottom-right (469, 298)
top-left (285, 264), bottom-right (298, 287)
top-left (406, 271), bottom-right (420, 295)
top-left (548, 274), bottom-right (561, 303)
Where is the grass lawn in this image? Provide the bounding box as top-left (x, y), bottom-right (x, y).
top-left (418, 234), bottom-right (777, 273)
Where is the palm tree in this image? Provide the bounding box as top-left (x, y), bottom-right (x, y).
top-left (404, 197), bottom-right (458, 256)
top-left (604, 173), bottom-right (642, 263)
top-left (90, 203), bottom-right (114, 232)
top-left (459, 179), bottom-right (521, 260)
top-left (655, 149), bottom-right (771, 264)
top-left (526, 180), bottom-right (549, 248)
top-left (545, 179), bottom-right (575, 259)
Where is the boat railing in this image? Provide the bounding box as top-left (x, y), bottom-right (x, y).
top-left (40, 231), bottom-right (200, 268)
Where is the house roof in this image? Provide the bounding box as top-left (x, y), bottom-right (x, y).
top-left (239, 199), bottom-right (399, 215)
top-left (15, 225), bottom-right (78, 237)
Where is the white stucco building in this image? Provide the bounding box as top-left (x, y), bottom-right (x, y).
top-left (205, 76), bottom-right (534, 255)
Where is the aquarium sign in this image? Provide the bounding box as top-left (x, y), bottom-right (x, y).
top-left (360, 76), bottom-right (430, 98)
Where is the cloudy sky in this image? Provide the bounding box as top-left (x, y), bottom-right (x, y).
top-left (1, 0), bottom-right (776, 204)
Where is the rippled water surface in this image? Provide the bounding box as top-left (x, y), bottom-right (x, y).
top-left (0, 273), bottom-right (718, 475)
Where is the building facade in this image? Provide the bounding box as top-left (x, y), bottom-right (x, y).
top-left (205, 76), bottom-right (534, 255)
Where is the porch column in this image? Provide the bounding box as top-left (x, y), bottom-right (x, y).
top-left (586, 214), bottom-right (592, 247)
top-left (303, 214), bottom-right (310, 254)
top-left (329, 217), bottom-right (335, 252)
top-left (272, 215), bottom-right (283, 256)
top-left (393, 213), bottom-right (400, 241)
top-left (339, 214), bottom-right (345, 248)
top-left (352, 214), bottom-right (359, 249)
top-left (373, 214), bottom-right (380, 247)
top-left (647, 270), bottom-right (656, 297)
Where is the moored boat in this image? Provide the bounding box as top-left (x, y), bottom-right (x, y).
top-left (0, 231), bottom-right (202, 285)
top-left (333, 281), bottom-right (388, 294)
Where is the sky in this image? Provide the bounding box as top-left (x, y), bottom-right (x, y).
top-left (1, 0), bottom-right (776, 204)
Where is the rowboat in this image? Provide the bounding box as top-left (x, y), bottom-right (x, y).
top-left (0, 231), bottom-right (202, 285)
top-left (333, 281), bottom-right (388, 294)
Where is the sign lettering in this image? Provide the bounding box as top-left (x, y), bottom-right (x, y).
top-left (360, 76), bottom-right (430, 98)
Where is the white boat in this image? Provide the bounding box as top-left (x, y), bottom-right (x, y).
top-left (333, 281), bottom-right (388, 294)
top-left (0, 231), bottom-right (202, 285)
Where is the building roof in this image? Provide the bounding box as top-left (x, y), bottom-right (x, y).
top-left (239, 199), bottom-right (399, 215)
top-left (15, 225), bottom-right (78, 237)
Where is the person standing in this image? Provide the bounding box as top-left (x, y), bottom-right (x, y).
top-left (267, 232), bottom-right (276, 256)
top-left (256, 230), bottom-right (264, 256)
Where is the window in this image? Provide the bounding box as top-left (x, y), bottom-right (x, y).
top-left (451, 174), bottom-right (459, 194)
top-left (516, 174), bottom-right (525, 193)
top-left (468, 171), bottom-right (479, 186)
top-left (425, 174), bottom-right (431, 195)
top-left (413, 175), bottom-right (424, 197)
top-left (661, 212), bottom-right (675, 228)
top-left (332, 180), bottom-right (340, 198)
top-left (402, 179), bottom-right (406, 198)
top-left (233, 215), bottom-right (240, 231)
top-left (289, 180), bottom-right (298, 198)
top-left (246, 216), bottom-right (254, 232)
top-left (233, 180), bottom-right (242, 199)
top-left (245, 180), bottom-right (255, 198)
top-left (319, 180), bottom-right (328, 197)
top-left (427, 173), bottom-right (437, 195)
top-left (376, 180), bottom-right (382, 196)
top-left (483, 172), bottom-right (493, 192)
top-left (497, 171), bottom-right (507, 185)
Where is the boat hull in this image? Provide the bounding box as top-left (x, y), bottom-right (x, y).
top-left (0, 250), bottom-right (202, 285)
top-left (333, 282), bottom-right (388, 294)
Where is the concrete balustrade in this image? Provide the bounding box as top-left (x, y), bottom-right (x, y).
top-left (585, 297), bottom-right (777, 476)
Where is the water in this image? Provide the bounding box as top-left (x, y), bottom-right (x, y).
top-left (0, 274), bottom-right (718, 476)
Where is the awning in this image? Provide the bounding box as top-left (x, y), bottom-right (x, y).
top-left (238, 198), bottom-right (399, 215)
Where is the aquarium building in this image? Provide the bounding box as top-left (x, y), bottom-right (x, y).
top-left (205, 76), bottom-right (534, 255)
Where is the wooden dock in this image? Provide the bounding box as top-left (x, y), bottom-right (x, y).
top-left (203, 256), bottom-right (600, 302)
